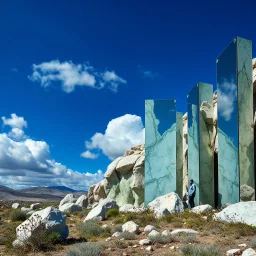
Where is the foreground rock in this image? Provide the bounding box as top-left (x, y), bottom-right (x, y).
top-left (191, 204), bottom-right (212, 214)
top-left (84, 198), bottom-right (118, 221)
top-left (122, 221), bottom-right (139, 234)
top-left (59, 203), bottom-right (82, 213)
top-left (12, 203), bottom-right (20, 209)
top-left (148, 192), bottom-right (184, 218)
top-left (75, 195), bottom-right (88, 208)
top-left (59, 194), bottom-right (76, 207)
top-left (242, 248), bottom-right (256, 256)
top-left (13, 207), bottom-right (68, 246)
top-left (119, 204), bottom-right (146, 213)
top-left (213, 202), bottom-right (256, 227)
top-left (226, 249), bottom-right (241, 255)
top-left (171, 229), bottom-right (198, 236)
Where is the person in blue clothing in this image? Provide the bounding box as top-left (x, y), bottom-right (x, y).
top-left (188, 179), bottom-right (196, 208)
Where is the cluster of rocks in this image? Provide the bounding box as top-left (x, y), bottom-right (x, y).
top-left (12, 202), bottom-right (41, 216)
top-left (58, 194), bottom-right (88, 212)
top-left (87, 145), bottom-right (145, 208)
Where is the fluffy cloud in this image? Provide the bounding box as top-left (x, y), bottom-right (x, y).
top-left (0, 114), bottom-right (104, 190)
top-left (218, 80), bottom-right (237, 121)
top-left (84, 114), bottom-right (145, 160)
top-left (28, 60), bottom-right (127, 93)
top-left (81, 150), bottom-right (99, 159)
top-left (2, 113), bottom-right (27, 129)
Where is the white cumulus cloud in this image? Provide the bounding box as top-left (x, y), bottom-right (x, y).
top-left (28, 60), bottom-right (126, 93)
top-left (81, 150), bottom-right (99, 159)
top-left (84, 114), bottom-right (145, 160)
top-left (2, 113), bottom-right (27, 129)
top-left (0, 114), bottom-right (104, 190)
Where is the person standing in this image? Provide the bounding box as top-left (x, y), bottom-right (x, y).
top-left (188, 179), bottom-right (196, 208)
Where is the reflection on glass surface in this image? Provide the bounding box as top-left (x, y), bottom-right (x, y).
top-left (217, 39), bottom-right (239, 206)
top-left (145, 99), bottom-right (176, 205)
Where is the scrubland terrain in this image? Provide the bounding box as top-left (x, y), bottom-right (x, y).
top-left (1, 201), bottom-right (256, 256)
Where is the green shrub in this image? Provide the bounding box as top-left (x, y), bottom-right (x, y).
top-left (181, 244), bottom-right (222, 256)
top-left (66, 242), bottom-right (103, 256)
top-left (79, 220), bottom-right (111, 239)
top-left (119, 231), bottom-right (136, 240)
top-left (106, 208), bottom-right (119, 219)
top-left (9, 210), bottom-right (27, 222)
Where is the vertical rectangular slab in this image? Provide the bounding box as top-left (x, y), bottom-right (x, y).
top-left (198, 83), bottom-right (214, 206)
top-left (217, 38), bottom-right (239, 206)
top-left (176, 112), bottom-right (183, 199)
top-left (237, 37), bottom-right (255, 201)
top-left (145, 99), bottom-right (176, 205)
top-left (188, 83), bottom-right (214, 206)
top-left (187, 85), bottom-right (199, 206)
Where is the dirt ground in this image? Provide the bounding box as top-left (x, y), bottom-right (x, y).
top-left (1, 202), bottom-right (256, 256)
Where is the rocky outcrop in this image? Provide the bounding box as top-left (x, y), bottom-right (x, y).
top-left (13, 207), bottom-right (68, 246)
top-left (213, 201), bottom-right (256, 227)
top-left (75, 195), bottom-right (88, 208)
top-left (59, 203), bottom-right (82, 213)
top-left (84, 198), bottom-right (118, 221)
top-left (148, 192), bottom-right (184, 218)
top-left (88, 145), bottom-right (144, 207)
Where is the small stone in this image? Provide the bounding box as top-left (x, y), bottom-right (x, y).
top-left (162, 230), bottom-right (171, 236)
top-left (120, 238), bottom-right (125, 241)
top-left (122, 221), bottom-right (139, 234)
top-left (201, 216), bottom-right (207, 220)
top-left (102, 224), bottom-right (108, 228)
top-left (170, 246), bottom-right (175, 250)
top-left (106, 237), bottom-right (111, 242)
top-left (107, 248), bottom-right (111, 251)
top-left (148, 230), bottom-right (160, 238)
top-left (144, 225), bottom-right (156, 233)
top-left (146, 246), bottom-right (153, 252)
top-left (226, 249), bottom-right (241, 255)
top-left (139, 239), bottom-right (152, 246)
top-left (132, 245), bottom-right (138, 248)
top-left (162, 245), bottom-right (167, 248)
top-left (112, 232), bottom-right (122, 237)
top-left (238, 244), bottom-right (247, 247)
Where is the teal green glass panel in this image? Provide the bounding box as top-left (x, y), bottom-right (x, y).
top-left (237, 37), bottom-right (254, 200)
top-left (145, 99), bottom-right (176, 205)
top-left (217, 38), bottom-right (239, 207)
top-left (176, 112), bottom-right (183, 199)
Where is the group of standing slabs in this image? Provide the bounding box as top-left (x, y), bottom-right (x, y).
top-left (145, 36), bottom-right (255, 208)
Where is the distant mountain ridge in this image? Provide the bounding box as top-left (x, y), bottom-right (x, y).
top-left (0, 185), bottom-right (87, 202)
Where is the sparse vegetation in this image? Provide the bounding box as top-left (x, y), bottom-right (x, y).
top-left (9, 209), bottom-right (27, 222)
top-left (66, 242), bottom-right (103, 256)
top-left (78, 219), bottom-right (111, 239)
top-left (119, 231), bottom-right (136, 240)
top-left (106, 208), bottom-right (119, 218)
top-left (181, 244), bottom-right (222, 256)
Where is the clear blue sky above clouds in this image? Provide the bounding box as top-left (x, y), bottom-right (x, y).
top-left (0, 0), bottom-right (254, 190)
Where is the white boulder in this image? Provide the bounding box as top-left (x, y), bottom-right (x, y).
top-left (122, 221), bottom-right (139, 234)
top-left (191, 204), bottom-right (212, 214)
top-left (12, 203), bottom-right (20, 209)
top-left (144, 225), bottom-right (156, 233)
top-left (84, 198), bottom-right (118, 221)
top-left (226, 249), bottom-right (241, 255)
top-left (242, 248), bottom-right (256, 256)
top-left (213, 202), bottom-right (256, 227)
top-left (148, 192), bottom-right (184, 218)
top-left (59, 194), bottom-right (76, 207)
top-left (14, 207), bottom-right (68, 244)
top-left (116, 155), bottom-right (140, 174)
top-left (30, 203), bottom-right (41, 210)
top-left (148, 230), bottom-right (160, 238)
top-left (75, 195), bottom-right (88, 208)
top-left (171, 229), bottom-right (198, 236)
top-left (59, 203), bottom-right (82, 213)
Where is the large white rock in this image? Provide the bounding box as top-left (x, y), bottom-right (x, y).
top-left (119, 204), bottom-right (146, 213)
top-left (75, 195), bottom-right (88, 208)
top-left (148, 230), bottom-right (160, 238)
top-left (191, 204), bottom-right (212, 214)
top-left (213, 202), bottom-right (256, 227)
top-left (242, 248), bottom-right (256, 256)
top-left (59, 203), bottom-right (82, 213)
top-left (144, 225), bottom-right (156, 233)
top-left (12, 203), bottom-right (20, 209)
top-left (116, 155), bottom-right (140, 174)
top-left (84, 198), bottom-right (118, 221)
top-left (171, 229), bottom-right (198, 236)
top-left (122, 221), bottom-right (139, 234)
top-left (30, 203), bottom-right (40, 210)
top-left (59, 194), bottom-right (76, 207)
top-left (226, 249), bottom-right (241, 255)
top-left (14, 207), bottom-right (68, 243)
top-left (148, 192), bottom-right (184, 218)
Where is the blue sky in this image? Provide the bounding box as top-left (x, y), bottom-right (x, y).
top-left (0, 0), bottom-right (254, 190)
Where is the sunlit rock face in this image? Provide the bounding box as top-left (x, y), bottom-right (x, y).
top-left (88, 145), bottom-right (145, 207)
